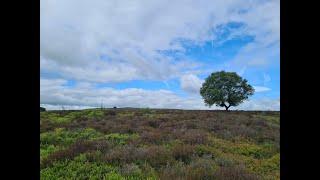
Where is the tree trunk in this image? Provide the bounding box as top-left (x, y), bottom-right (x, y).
top-left (221, 103), bottom-right (231, 111)
top-left (224, 104), bottom-right (231, 111)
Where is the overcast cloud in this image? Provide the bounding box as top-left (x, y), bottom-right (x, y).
top-left (41, 78), bottom-right (279, 110)
top-left (40, 0), bottom-right (279, 110)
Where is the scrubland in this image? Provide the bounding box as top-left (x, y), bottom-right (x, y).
top-left (40, 108), bottom-right (279, 180)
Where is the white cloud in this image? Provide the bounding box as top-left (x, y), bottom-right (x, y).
top-left (180, 74), bottom-right (204, 94)
top-left (40, 104), bottom-right (96, 110)
top-left (231, 0), bottom-right (280, 68)
top-left (237, 98), bottom-right (280, 111)
top-left (40, 0), bottom-right (279, 110)
top-left (41, 0), bottom-right (280, 83)
top-left (179, 75), bottom-right (272, 94)
top-left (40, 78), bottom-right (203, 109)
top-left (253, 86), bottom-right (271, 92)
top-left (41, 78), bottom-right (279, 110)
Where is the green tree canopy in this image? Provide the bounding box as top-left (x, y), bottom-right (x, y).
top-left (200, 71), bottom-right (254, 111)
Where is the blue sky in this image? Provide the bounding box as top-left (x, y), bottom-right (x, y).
top-left (40, 0), bottom-right (279, 110)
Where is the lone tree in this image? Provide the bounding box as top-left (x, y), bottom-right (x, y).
top-left (200, 71), bottom-right (254, 111)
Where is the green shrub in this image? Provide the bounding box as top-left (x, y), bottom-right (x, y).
top-left (41, 154), bottom-right (118, 180)
top-left (214, 165), bottom-right (260, 180)
top-left (118, 111), bottom-right (135, 117)
top-left (175, 129), bottom-right (209, 145)
top-left (144, 145), bottom-right (174, 168)
top-left (256, 153), bottom-right (280, 175)
top-left (41, 140), bottom-right (110, 169)
top-left (254, 115), bottom-right (280, 125)
top-left (210, 136), bottom-right (277, 159)
top-left (41, 111), bottom-right (82, 124)
top-left (103, 171), bottom-right (125, 180)
top-left (139, 130), bottom-right (168, 144)
top-left (103, 145), bottom-right (145, 165)
top-left (171, 143), bottom-right (195, 163)
top-left (233, 144), bottom-right (267, 159)
top-left (195, 145), bottom-right (214, 157)
top-left (40, 128), bottom-right (104, 147)
top-left (120, 163), bottom-right (142, 177)
top-left (105, 110), bottom-right (117, 116)
top-left (105, 133), bottom-right (139, 145)
top-left (40, 144), bottom-right (62, 160)
top-left (139, 108), bottom-right (153, 114)
top-left (214, 157), bottom-right (234, 167)
top-left (86, 110), bottom-right (105, 120)
top-left (40, 109), bottom-right (279, 179)
top-left (159, 158), bottom-right (217, 180)
top-left (187, 158), bottom-right (217, 179)
top-left (159, 162), bottom-right (186, 179)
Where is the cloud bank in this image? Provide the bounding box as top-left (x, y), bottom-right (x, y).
top-left (41, 78), bottom-right (279, 110)
top-left (41, 0), bottom-right (279, 82)
top-left (40, 0), bottom-right (279, 110)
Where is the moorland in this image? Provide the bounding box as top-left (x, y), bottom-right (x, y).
top-left (40, 108), bottom-right (280, 180)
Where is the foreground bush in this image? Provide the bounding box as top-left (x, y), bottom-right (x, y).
top-left (41, 154), bottom-right (119, 180)
top-left (40, 109), bottom-right (279, 179)
top-left (214, 165), bottom-right (260, 180)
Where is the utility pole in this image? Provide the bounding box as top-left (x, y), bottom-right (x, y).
top-left (100, 99), bottom-right (104, 110)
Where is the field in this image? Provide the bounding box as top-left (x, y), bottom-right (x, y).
top-left (40, 108), bottom-right (280, 180)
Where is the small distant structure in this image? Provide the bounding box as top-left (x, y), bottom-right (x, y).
top-left (113, 106), bottom-right (117, 109)
top-left (100, 100), bottom-right (104, 110)
top-left (40, 107), bottom-right (46, 112)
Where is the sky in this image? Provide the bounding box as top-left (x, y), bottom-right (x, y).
top-left (40, 0), bottom-right (280, 110)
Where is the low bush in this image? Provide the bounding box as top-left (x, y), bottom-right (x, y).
top-left (171, 143), bottom-right (196, 163)
top-left (119, 163), bottom-right (142, 177)
top-left (144, 145), bottom-right (174, 168)
top-left (105, 110), bottom-right (117, 116)
top-left (214, 157), bottom-right (234, 167)
top-left (139, 130), bottom-right (168, 144)
top-left (40, 128), bottom-right (104, 147)
top-left (41, 140), bottom-right (110, 169)
top-left (214, 165), bottom-right (260, 180)
top-left (41, 154), bottom-right (119, 180)
top-left (186, 157), bottom-right (217, 179)
top-left (40, 109), bottom-right (279, 179)
top-left (159, 157), bottom-right (216, 180)
top-left (174, 129), bottom-right (209, 145)
top-left (254, 153), bottom-right (280, 176)
top-left (40, 144), bottom-right (62, 160)
top-left (105, 133), bottom-right (139, 145)
top-left (158, 162), bottom-right (187, 180)
top-left (103, 145), bottom-right (145, 165)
